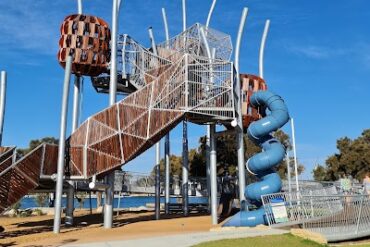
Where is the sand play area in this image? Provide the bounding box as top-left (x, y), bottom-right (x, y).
top-left (0, 210), bottom-right (214, 246)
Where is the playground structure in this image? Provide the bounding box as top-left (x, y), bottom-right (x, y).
top-left (1, 0), bottom-right (369, 244)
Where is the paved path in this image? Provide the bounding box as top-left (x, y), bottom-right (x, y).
top-left (64, 228), bottom-right (288, 247)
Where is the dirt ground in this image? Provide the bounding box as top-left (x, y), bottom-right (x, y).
top-left (0, 210), bottom-right (214, 247)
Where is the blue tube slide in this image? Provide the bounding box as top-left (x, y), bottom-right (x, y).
top-left (224, 90), bottom-right (289, 227)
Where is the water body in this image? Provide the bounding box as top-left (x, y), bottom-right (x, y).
top-left (20, 196), bottom-right (208, 209)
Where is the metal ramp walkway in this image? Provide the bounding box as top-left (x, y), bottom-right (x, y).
top-left (0, 144), bottom-right (58, 212)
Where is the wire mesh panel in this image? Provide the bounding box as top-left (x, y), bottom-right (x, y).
top-left (303, 194), bottom-right (370, 242)
top-left (118, 35), bottom-right (173, 89)
top-left (262, 186), bottom-right (341, 227)
top-left (157, 23), bottom-right (233, 61)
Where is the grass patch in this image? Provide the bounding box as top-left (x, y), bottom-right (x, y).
top-left (193, 234), bottom-right (327, 247)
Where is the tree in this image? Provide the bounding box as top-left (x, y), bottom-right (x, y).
top-left (313, 129), bottom-right (370, 181)
top-left (17, 137), bottom-right (58, 156)
top-left (151, 129), bottom-right (304, 179)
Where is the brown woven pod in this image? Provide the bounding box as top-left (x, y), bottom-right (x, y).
top-left (240, 74), bottom-right (268, 129)
top-left (57, 14), bottom-right (111, 76)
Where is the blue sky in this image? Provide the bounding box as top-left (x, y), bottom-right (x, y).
top-left (0, 0), bottom-right (369, 179)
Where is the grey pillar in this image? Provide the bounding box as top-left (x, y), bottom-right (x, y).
top-left (155, 161), bottom-right (161, 220)
top-left (104, 0), bottom-right (120, 229)
top-left (182, 120), bottom-right (189, 216)
top-left (206, 126), bottom-right (211, 212)
top-left (66, 76), bottom-right (81, 227)
top-left (0, 71), bottom-right (7, 146)
top-left (65, 182), bottom-right (74, 226)
top-left (234, 7), bottom-right (248, 202)
top-left (165, 133), bottom-right (170, 214)
top-left (148, 27), bottom-right (161, 219)
top-left (104, 172), bottom-right (115, 228)
top-left (162, 7), bottom-right (171, 215)
top-left (66, 0), bottom-right (84, 228)
top-left (210, 124), bottom-right (218, 225)
top-left (53, 55), bottom-right (73, 234)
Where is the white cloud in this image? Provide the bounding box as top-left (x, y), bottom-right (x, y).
top-left (0, 1), bottom-right (70, 56)
top-left (287, 45), bottom-right (351, 59)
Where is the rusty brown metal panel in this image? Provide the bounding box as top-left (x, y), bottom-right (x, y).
top-left (42, 144), bottom-right (58, 176)
top-left (0, 145), bottom-right (44, 212)
top-left (69, 146), bottom-right (84, 176)
top-left (92, 105), bottom-right (119, 131)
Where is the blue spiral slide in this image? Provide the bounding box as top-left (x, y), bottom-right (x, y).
top-left (224, 90), bottom-right (289, 227)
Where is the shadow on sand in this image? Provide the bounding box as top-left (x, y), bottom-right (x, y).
top-left (0, 211), bottom-right (208, 246)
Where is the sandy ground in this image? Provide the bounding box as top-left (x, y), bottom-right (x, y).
top-left (0, 210), bottom-right (214, 247)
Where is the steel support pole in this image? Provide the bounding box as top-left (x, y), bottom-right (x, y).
top-left (109, 0), bottom-right (118, 105)
top-left (206, 0), bottom-right (217, 28)
top-left (65, 182), bottom-right (74, 226)
top-left (77, 0), bottom-right (82, 14)
top-left (148, 27), bottom-right (161, 219)
top-left (104, 172), bottom-right (114, 228)
top-left (200, 27), bottom-right (214, 213)
top-left (206, 126), bottom-right (211, 211)
top-left (66, 76), bottom-right (79, 227)
top-left (164, 133), bottom-right (170, 214)
top-left (53, 55), bottom-right (72, 234)
top-left (286, 153), bottom-right (292, 203)
top-left (162, 8), bottom-right (171, 215)
top-left (234, 7), bottom-right (248, 202)
top-left (104, 0), bottom-right (120, 229)
top-left (182, 0), bottom-right (187, 32)
top-left (210, 124), bottom-right (217, 225)
top-left (182, 119), bottom-right (189, 216)
top-left (258, 20), bottom-right (270, 79)
top-left (155, 147), bottom-right (161, 220)
top-left (291, 118), bottom-right (300, 192)
top-left (0, 71), bottom-right (7, 146)
top-left (66, 0), bottom-right (84, 227)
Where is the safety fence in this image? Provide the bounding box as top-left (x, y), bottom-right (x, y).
top-left (262, 186), bottom-right (370, 242)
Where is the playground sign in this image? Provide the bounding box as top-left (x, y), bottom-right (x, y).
top-left (271, 198), bottom-right (288, 223)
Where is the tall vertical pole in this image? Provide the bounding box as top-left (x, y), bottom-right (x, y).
top-left (181, 0), bottom-right (189, 217)
top-left (182, 0), bottom-right (187, 32)
top-left (286, 153), bottom-right (292, 200)
top-left (205, 0), bottom-right (216, 213)
top-left (234, 7), bottom-right (248, 202)
top-left (210, 124), bottom-right (218, 225)
top-left (162, 8), bottom-right (171, 215)
top-left (148, 27), bottom-right (161, 220)
top-left (53, 55), bottom-right (73, 234)
top-left (206, 0), bottom-right (217, 28)
top-left (200, 26), bottom-right (214, 215)
top-left (182, 119), bottom-right (189, 216)
top-left (206, 126), bottom-right (211, 211)
top-left (291, 118), bottom-right (300, 192)
top-left (66, 0), bottom-right (84, 227)
top-left (155, 140), bottom-right (161, 220)
top-left (105, 0), bottom-right (120, 229)
top-left (258, 20), bottom-right (270, 79)
top-left (0, 71), bottom-right (7, 146)
top-left (109, 0), bottom-right (119, 105)
top-left (77, 0), bottom-right (82, 14)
